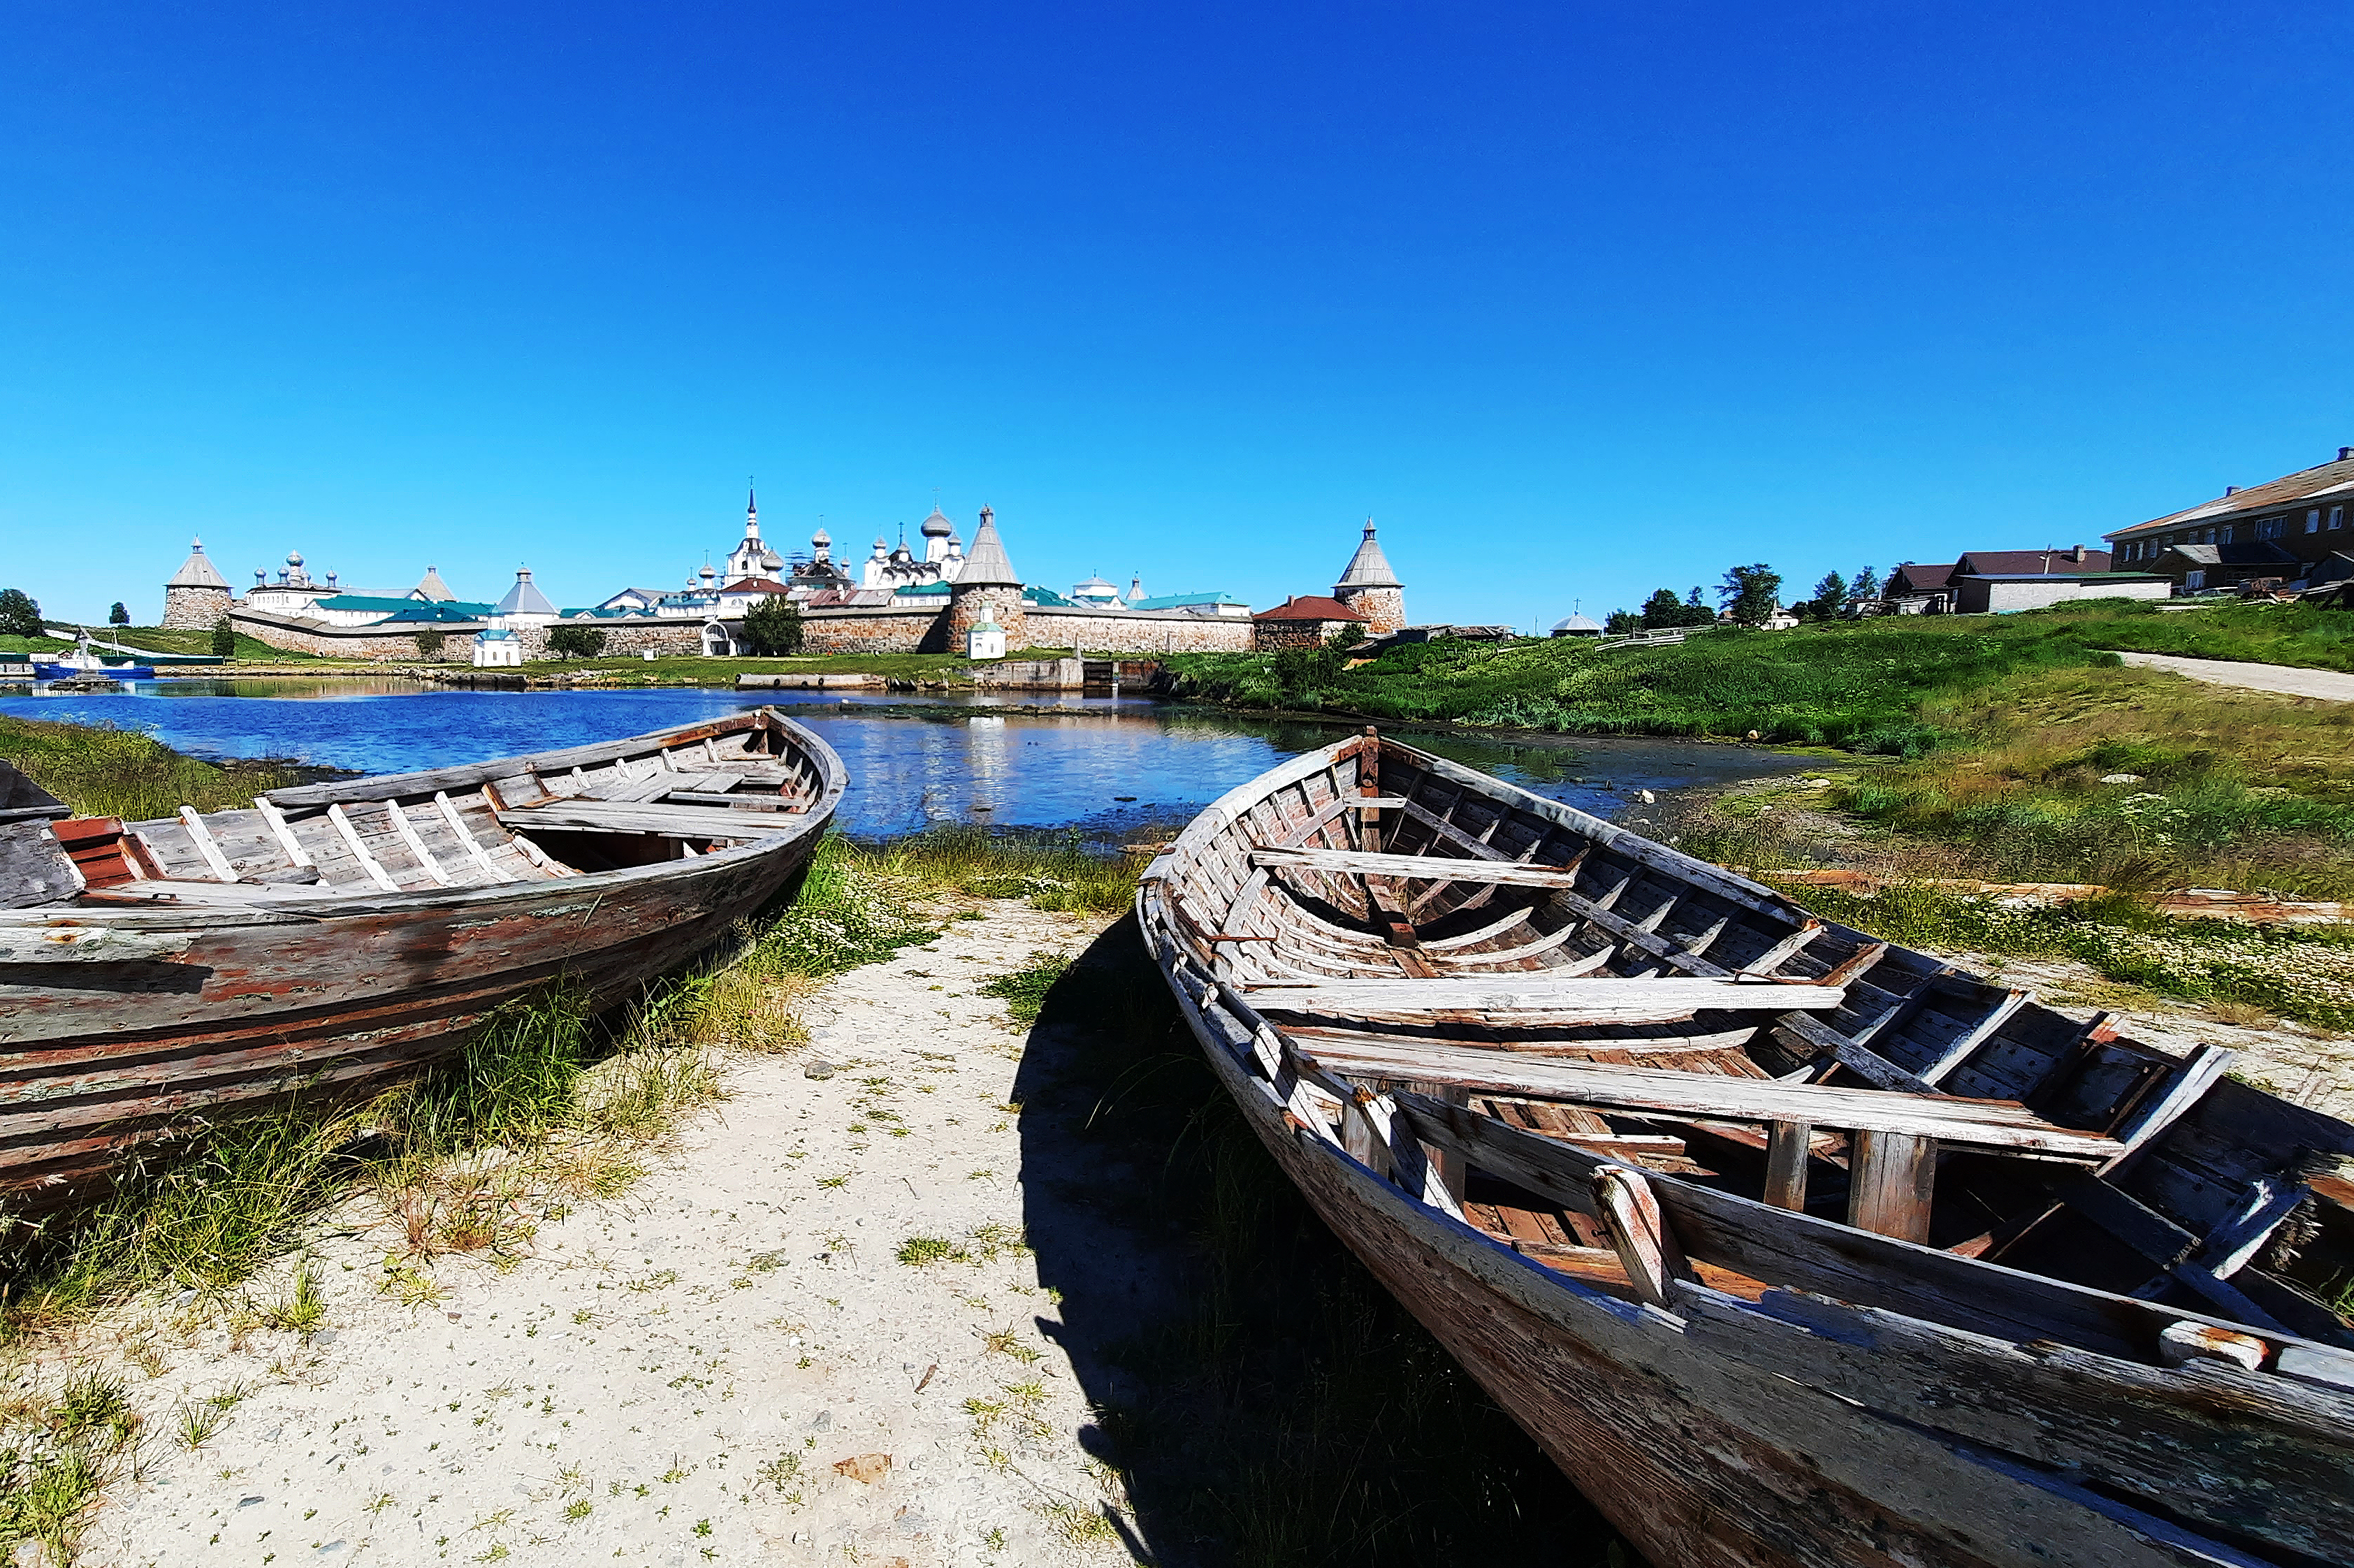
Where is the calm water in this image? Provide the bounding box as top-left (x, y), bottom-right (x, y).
top-left (0, 678), bottom-right (1802, 839)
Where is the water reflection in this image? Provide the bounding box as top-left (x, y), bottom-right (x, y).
top-left (0, 681), bottom-right (1801, 839)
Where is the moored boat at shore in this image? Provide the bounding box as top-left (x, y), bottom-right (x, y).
top-left (1139, 726), bottom-right (2354, 1567)
top-left (0, 709), bottom-right (845, 1211)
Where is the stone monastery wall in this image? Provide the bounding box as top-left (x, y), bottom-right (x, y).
top-left (1022, 607), bottom-right (1252, 653)
top-left (227, 609), bottom-right (491, 660)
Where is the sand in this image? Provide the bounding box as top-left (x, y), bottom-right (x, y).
top-left (68, 901), bottom-right (1138, 1568)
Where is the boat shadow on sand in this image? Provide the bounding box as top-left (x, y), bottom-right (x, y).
top-left (1011, 914), bottom-right (1629, 1568)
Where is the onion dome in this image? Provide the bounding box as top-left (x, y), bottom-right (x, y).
top-left (920, 506), bottom-right (954, 539)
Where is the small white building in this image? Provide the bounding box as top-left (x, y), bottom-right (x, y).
top-left (966, 609), bottom-right (1007, 661)
top-left (472, 628), bottom-right (524, 667)
top-left (1952, 572), bottom-right (2174, 614)
top-left (1069, 576), bottom-right (1124, 609)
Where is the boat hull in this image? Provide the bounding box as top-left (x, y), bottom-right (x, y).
top-left (0, 711), bottom-right (843, 1209)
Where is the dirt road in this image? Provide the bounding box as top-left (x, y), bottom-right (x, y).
top-left (2116, 650), bottom-right (2354, 702)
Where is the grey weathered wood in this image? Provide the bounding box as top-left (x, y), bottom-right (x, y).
top-left (1254, 845), bottom-right (1588, 887)
top-left (1736, 921), bottom-right (1826, 976)
top-left (497, 799), bottom-right (804, 839)
top-left (1307, 1038), bottom-right (2121, 1156)
top-left (1135, 729), bottom-right (2354, 1568)
top-left (1775, 1010), bottom-right (1940, 1094)
top-left (264, 712), bottom-right (776, 806)
top-left (385, 802), bottom-right (455, 888)
top-left (0, 821), bottom-right (87, 908)
top-left (176, 806), bottom-right (240, 883)
top-left (1846, 1131), bottom-right (1937, 1242)
top-left (1764, 1120), bottom-right (1811, 1212)
top-left (253, 797), bottom-right (315, 870)
top-left (433, 792), bottom-right (514, 885)
top-left (1917, 988), bottom-right (2031, 1084)
top-left (1593, 1163), bottom-right (1695, 1307)
top-left (326, 803), bottom-right (401, 892)
top-left (1244, 974), bottom-right (1848, 1019)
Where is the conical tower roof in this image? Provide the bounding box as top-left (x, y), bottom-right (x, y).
top-left (496, 567), bottom-right (558, 617)
top-left (1335, 518), bottom-right (1401, 590)
top-left (166, 537), bottom-right (231, 590)
top-left (414, 565), bottom-right (457, 602)
top-left (957, 506), bottom-right (1021, 586)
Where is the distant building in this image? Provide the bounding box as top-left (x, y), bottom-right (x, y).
top-left (1878, 548), bottom-right (2130, 614)
top-left (1952, 572), bottom-right (2170, 614)
top-left (1332, 519), bottom-right (1405, 634)
top-left (1069, 576), bottom-right (1124, 609)
top-left (1128, 590), bottom-right (1251, 618)
top-left (1550, 613), bottom-right (1603, 637)
top-left (2105, 447), bottom-right (2354, 592)
top-left (1253, 595), bottom-right (1369, 649)
top-left (161, 538), bottom-right (233, 628)
top-left (472, 627), bottom-right (524, 667)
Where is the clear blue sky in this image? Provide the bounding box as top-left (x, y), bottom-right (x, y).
top-left (5, 2), bottom-right (2351, 627)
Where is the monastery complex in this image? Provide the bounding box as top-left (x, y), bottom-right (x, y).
top-left (164, 495), bottom-right (1408, 664)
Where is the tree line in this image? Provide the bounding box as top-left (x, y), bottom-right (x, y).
top-left (1600, 562), bottom-right (1882, 633)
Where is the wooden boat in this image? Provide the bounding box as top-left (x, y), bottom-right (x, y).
top-left (1138, 727), bottom-right (2354, 1568)
top-left (0, 709), bottom-right (844, 1210)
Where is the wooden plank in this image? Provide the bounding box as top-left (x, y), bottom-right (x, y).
top-left (433, 792), bottom-right (516, 885)
top-left (1736, 921), bottom-right (1825, 976)
top-left (496, 800), bottom-right (803, 839)
top-left (1846, 1131), bottom-right (1937, 1242)
top-left (1389, 1091), bottom-right (2319, 1363)
top-left (1312, 1038), bottom-right (2123, 1156)
top-left (1243, 974), bottom-right (1849, 1019)
top-left (1254, 845), bottom-right (1585, 887)
top-left (1592, 1163), bottom-right (1694, 1307)
top-left (176, 807), bottom-right (239, 883)
top-left (1763, 1120), bottom-right (1811, 1212)
top-left (1671, 1288), bottom-right (2354, 1565)
top-left (1775, 1011), bottom-right (1940, 1095)
top-left (385, 802), bottom-right (455, 888)
top-left (1917, 988), bottom-right (2032, 1084)
top-left (252, 798), bottom-right (315, 870)
top-left (326, 804), bottom-right (401, 892)
top-left (265, 713), bottom-right (767, 806)
top-left (1419, 906), bottom-right (1535, 951)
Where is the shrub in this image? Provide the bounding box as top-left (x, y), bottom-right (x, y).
top-left (210, 616), bottom-right (235, 658)
top-left (413, 630), bottom-right (447, 658)
top-left (546, 623), bottom-right (606, 660)
top-left (740, 596), bottom-right (804, 656)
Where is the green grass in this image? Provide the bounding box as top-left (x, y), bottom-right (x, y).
top-left (0, 713), bottom-right (304, 820)
top-left (3, 625), bottom-right (326, 662)
top-left (0, 1372), bottom-right (138, 1563)
top-left (979, 951), bottom-right (1073, 1024)
top-left (1771, 879), bottom-right (2354, 1031)
top-left (864, 825), bottom-right (1150, 915)
top-left (1165, 599), bottom-right (2354, 753)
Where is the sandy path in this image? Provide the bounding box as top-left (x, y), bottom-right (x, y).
top-left (76, 902), bottom-right (1137, 1568)
top-left (2116, 650), bottom-right (2354, 702)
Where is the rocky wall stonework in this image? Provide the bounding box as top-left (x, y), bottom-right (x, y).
top-left (1021, 607), bottom-right (1253, 653)
top-left (1252, 619), bottom-right (1360, 651)
top-left (947, 586), bottom-right (1026, 651)
top-left (799, 607), bottom-right (950, 655)
top-left (228, 609), bottom-right (494, 660)
top-left (579, 621), bottom-right (708, 658)
top-left (1335, 586), bottom-right (1405, 637)
top-left (161, 585), bottom-right (235, 631)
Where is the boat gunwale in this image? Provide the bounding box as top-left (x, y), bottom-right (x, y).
top-left (3, 706), bottom-right (847, 927)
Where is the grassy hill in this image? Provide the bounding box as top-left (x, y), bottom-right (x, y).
top-left (1165, 600), bottom-right (2354, 753)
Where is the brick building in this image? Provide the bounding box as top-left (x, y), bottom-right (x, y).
top-left (2105, 447), bottom-right (2354, 592)
top-left (1252, 595), bottom-right (1368, 649)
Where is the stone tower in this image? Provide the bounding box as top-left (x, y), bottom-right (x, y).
top-left (162, 537), bottom-right (234, 629)
top-left (949, 506), bottom-right (1026, 653)
top-left (1332, 518), bottom-right (1404, 634)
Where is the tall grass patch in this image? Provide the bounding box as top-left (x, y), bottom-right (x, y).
top-left (1837, 666), bottom-right (2354, 896)
top-left (1, 714), bottom-right (301, 820)
top-left (1775, 879), bottom-right (2354, 1031)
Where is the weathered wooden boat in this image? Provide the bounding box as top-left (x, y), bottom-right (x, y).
top-left (0, 709), bottom-right (845, 1210)
top-left (1139, 727), bottom-right (2354, 1568)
